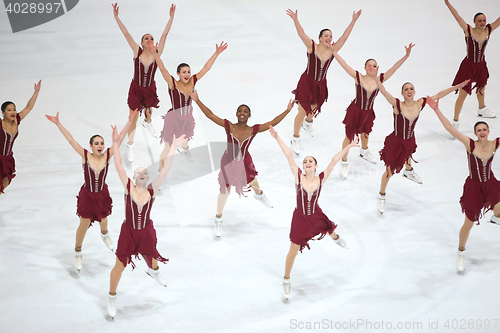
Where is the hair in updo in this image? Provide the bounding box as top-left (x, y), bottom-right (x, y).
top-left (177, 63), bottom-right (190, 73)
top-left (237, 104), bottom-right (251, 117)
top-left (1, 101), bottom-right (14, 112)
top-left (304, 156), bottom-right (318, 165)
top-left (474, 121), bottom-right (489, 132)
top-left (141, 33), bottom-right (153, 43)
top-left (319, 29), bottom-right (331, 39)
top-left (364, 58), bottom-right (376, 67)
top-left (474, 12), bottom-right (485, 21)
top-left (401, 82), bottom-right (413, 92)
top-left (89, 135), bottom-right (103, 145)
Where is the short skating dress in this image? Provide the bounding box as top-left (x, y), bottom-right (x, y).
top-left (379, 98), bottom-right (427, 174)
top-left (343, 71), bottom-right (385, 141)
top-left (76, 148), bottom-right (113, 224)
top-left (452, 24), bottom-right (492, 95)
top-left (160, 75), bottom-right (198, 145)
top-left (292, 40), bottom-right (334, 117)
top-left (218, 119), bottom-right (260, 196)
top-left (115, 179), bottom-right (168, 269)
top-left (0, 113), bottom-right (20, 193)
top-left (460, 138), bottom-right (500, 222)
top-left (127, 47), bottom-right (160, 113)
top-left (290, 168), bottom-right (337, 252)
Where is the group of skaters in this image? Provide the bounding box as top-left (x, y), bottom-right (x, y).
top-left (1, 1), bottom-right (500, 318)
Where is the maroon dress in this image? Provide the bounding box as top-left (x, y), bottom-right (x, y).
top-left (292, 40), bottom-right (334, 117)
top-left (76, 148), bottom-right (113, 224)
top-left (290, 168), bottom-right (337, 252)
top-left (218, 119), bottom-right (260, 196)
top-left (0, 113), bottom-right (20, 193)
top-left (160, 75), bottom-right (198, 145)
top-left (127, 47), bottom-right (160, 113)
top-left (343, 71), bottom-right (385, 141)
top-left (379, 98), bottom-right (427, 174)
top-left (115, 179), bottom-right (168, 269)
top-left (452, 24), bottom-right (491, 95)
top-left (460, 138), bottom-right (500, 222)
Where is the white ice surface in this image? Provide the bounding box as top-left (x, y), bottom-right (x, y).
top-left (1, 1), bottom-right (500, 332)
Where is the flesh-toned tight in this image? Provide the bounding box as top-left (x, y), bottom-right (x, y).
top-left (453, 87), bottom-right (486, 122)
top-left (341, 133), bottom-right (369, 161)
top-left (74, 217), bottom-right (108, 251)
top-left (0, 177), bottom-right (10, 196)
top-left (459, 202), bottom-right (500, 251)
top-left (127, 107), bottom-right (153, 144)
top-left (109, 257), bottom-right (160, 295)
top-left (293, 103), bottom-right (316, 138)
top-left (379, 157), bottom-right (413, 194)
top-left (215, 178), bottom-right (262, 218)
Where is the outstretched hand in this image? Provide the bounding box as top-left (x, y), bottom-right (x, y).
top-left (405, 43), bottom-right (415, 56)
top-left (171, 134), bottom-right (188, 148)
top-left (286, 9), bottom-right (298, 20)
top-left (216, 41), bottom-right (228, 54)
top-left (456, 79), bottom-right (470, 90)
top-left (34, 80), bottom-right (42, 93)
top-left (112, 3), bottom-right (119, 17)
top-left (189, 90), bottom-right (199, 102)
top-left (269, 125), bottom-right (278, 139)
top-left (146, 41), bottom-right (158, 53)
top-left (169, 4), bottom-right (176, 17)
top-left (352, 9), bottom-right (362, 21)
top-left (111, 125), bottom-right (119, 142)
top-left (426, 96), bottom-right (439, 110)
top-left (286, 99), bottom-right (297, 111)
top-left (348, 135), bottom-right (360, 148)
top-left (45, 112), bottom-right (59, 124)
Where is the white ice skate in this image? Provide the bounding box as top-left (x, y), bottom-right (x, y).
top-left (359, 148), bottom-right (376, 164)
top-left (215, 216), bottom-right (223, 238)
top-left (377, 193), bottom-right (386, 214)
top-left (456, 250), bottom-right (466, 272)
top-left (74, 250), bottom-right (82, 271)
top-left (146, 267), bottom-right (167, 287)
top-left (291, 136), bottom-right (301, 155)
top-left (340, 161), bottom-right (348, 180)
top-left (177, 146), bottom-right (193, 162)
top-left (489, 215), bottom-right (500, 225)
top-left (142, 119), bottom-right (158, 138)
top-left (283, 278), bottom-right (291, 299)
top-left (403, 168), bottom-right (423, 184)
top-left (478, 107), bottom-right (496, 118)
top-left (332, 234), bottom-right (348, 249)
top-left (107, 294), bottom-right (117, 318)
top-left (302, 119), bottom-right (314, 136)
top-left (100, 232), bottom-right (114, 251)
top-left (254, 191), bottom-right (273, 208)
top-left (127, 142), bottom-right (135, 163)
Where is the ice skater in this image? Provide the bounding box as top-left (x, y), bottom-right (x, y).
top-left (46, 110), bottom-right (137, 271)
top-left (428, 96), bottom-right (500, 273)
top-left (112, 2), bottom-right (176, 162)
top-left (375, 78), bottom-right (469, 213)
top-left (191, 91), bottom-right (295, 237)
top-left (331, 44), bottom-right (414, 179)
top-left (107, 126), bottom-right (187, 318)
top-left (287, 8), bottom-right (361, 154)
top-left (147, 40), bottom-right (227, 165)
top-left (1, 80), bottom-right (41, 195)
top-left (269, 125), bottom-right (358, 299)
top-left (445, 0), bottom-right (500, 128)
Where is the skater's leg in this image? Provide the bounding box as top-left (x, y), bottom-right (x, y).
top-left (458, 217), bottom-right (475, 251)
top-left (360, 133), bottom-right (369, 150)
top-left (293, 104), bottom-right (307, 138)
top-left (127, 108), bottom-right (140, 144)
top-left (284, 242), bottom-right (300, 279)
top-left (109, 257), bottom-right (126, 295)
top-left (144, 107), bottom-right (152, 122)
top-left (216, 186), bottom-right (231, 218)
top-left (75, 218), bottom-right (91, 251)
top-left (477, 87), bottom-right (486, 109)
top-left (99, 217), bottom-right (109, 235)
top-left (380, 167), bottom-right (393, 195)
top-left (341, 136), bottom-right (351, 161)
top-left (158, 142), bottom-right (171, 171)
top-left (249, 178), bottom-right (261, 194)
top-left (404, 157), bottom-right (412, 171)
top-left (453, 89), bottom-right (468, 122)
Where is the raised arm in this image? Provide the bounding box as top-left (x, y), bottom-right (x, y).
top-left (109, 109), bottom-right (138, 157)
top-left (46, 112), bottom-right (84, 158)
top-left (429, 80), bottom-right (469, 100)
top-left (322, 136), bottom-right (359, 182)
top-left (375, 75), bottom-right (397, 107)
top-left (156, 4), bottom-right (176, 55)
top-left (383, 43), bottom-right (414, 81)
top-left (286, 9), bottom-right (313, 51)
top-left (257, 100), bottom-right (296, 133)
top-left (444, 1), bottom-right (468, 32)
top-left (491, 16), bottom-right (500, 32)
top-left (269, 125), bottom-right (299, 182)
top-left (190, 90), bottom-right (225, 127)
top-left (333, 10), bottom-right (362, 52)
top-left (148, 41), bottom-right (174, 88)
top-left (19, 80), bottom-right (41, 121)
top-left (151, 134), bottom-right (188, 190)
top-left (427, 96), bottom-right (470, 148)
top-left (112, 3), bottom-right (140, 56)
top-left (111, 125), bottom-right (129, 188)
top-left (195, 42), bottom-right (228, 81)
top-left (330, 47), bottom-right (356, 78)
